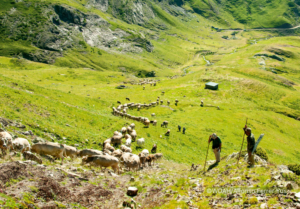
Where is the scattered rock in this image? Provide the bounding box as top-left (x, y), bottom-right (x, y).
top-left (32, 137), bottom-right (46, 144)
top-left (260, 203), bottom-right (268, 209)
top-left (127, 187), bottom-right (138, 197)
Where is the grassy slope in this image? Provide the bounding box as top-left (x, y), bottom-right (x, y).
top-left (1, 29), bottom-right (300, 164)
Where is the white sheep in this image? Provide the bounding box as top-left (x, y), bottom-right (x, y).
top-left (136, 138), bottom-right (145, 147)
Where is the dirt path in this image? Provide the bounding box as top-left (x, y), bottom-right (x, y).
top-left (220, 24), bottom-right (300, 31)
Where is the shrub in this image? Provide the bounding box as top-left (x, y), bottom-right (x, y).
top-left (255, 147), bottom-right (268, 161)
top-left (288, 164), bottom-right (300, 175)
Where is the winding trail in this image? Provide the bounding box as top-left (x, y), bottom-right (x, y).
top-left (220, 24), bottom-right (300, 31)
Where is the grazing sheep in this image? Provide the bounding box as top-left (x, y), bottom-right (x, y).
top-left (12, 138), bottom-right (30, 153)
top-left (138, 152), bottom-right (147, 168)
top-left (104, 142), bottom-right (115, 152)
top-left (63, 144), bottom-right (78, 160)
top-left (200, 100), bottom-right (204, 107)
top-left (127, 126), bottom-right (132, 133)
top-left (117, 101), bottom-right (121, 104)
top-left (146, 154), bottom-right (155, 166)
top-left (0, 131), bottom-right (13, 151)
top-left (144, 119), bottom-right (150, 128)
top-left (130, 130), bottom-right (137, 142)
top-left (151, 113), bottom-right (155, 117)
top-left (120, 145), bottom-right (132, 153)
top-left (111, 132), bottom-right (123, 145)
top-left (162, 91), bottom-right (165, 95)
top-left (130, 123), bottom-right (135, 130)
top-left (141, 149), bottom-right (149, 157)
top-left (23, 151), bottom-right (42, 164)
top-left (165, 129), bottom-right (170, 136)
top-left (121, 127), bottom-right (127, 135)
top-left (103, 149), bottom-right (112, 155)
top-left (112, 149), bottom-right (123, 158)
top-left (136, 138), bottom-right (145, 147)
top-left (151, 144), bottom-right (157, 153)
top-left (153, 120), bottom-right (157, 126)
top-left (77, 149), bottom-right (103, 157)
top-left (154, 153), bottom-right (163, 162)
top-left (31, 142), bottom-right (65, 164)
top-left (125, 138), bottom-right (132, 147)
top-left (126, 97), bottom-right (130, 101)
top-left (175, 99), bottom-right (179, 106)
top-left (120, 153), bottom-right (140, 172)
top-left (160, 100), bottom-right (163, 105)
top-left (167, 101), bottom-right (170, 105)
top-left (82, 155), bottom-right (119, 174)
top-left (161, 121), bottom-right (168, 128)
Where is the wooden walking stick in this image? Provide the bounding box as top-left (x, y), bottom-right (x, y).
top-left (202, 140), bottom-right (210, 173)
top-left (237, 118), bottom-right (248, 166)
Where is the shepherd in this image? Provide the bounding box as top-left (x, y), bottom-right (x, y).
top-left (178, 125), bottom-right (181, 132)
top-left (208, 133), bottom-right (222, 164)
top-left (243, 126), bottom-right (255, 168)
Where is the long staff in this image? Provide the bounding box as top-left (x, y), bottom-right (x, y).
top-left (237, 118), bottom-right (248, 166)
top-left (202, 140), bottom-right (210, 173)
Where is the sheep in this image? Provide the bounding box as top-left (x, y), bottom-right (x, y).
top-left (130, 123), bottom-right (135, 130)
top-left (120, 153), bottom-right (140, 172)
top-left (161, 91), bottom-right (165, 95)
top-left (144, 119), bottom-right (150, 128)
top-left (175, 99), bottom-right (179, 106)
top-left (141, 149), bottom-right (149, 157)
top-left (151, 144), bottom-right (157, 153)
top-left (126, 97), bottom-right (130, 101)
top-left (161, 121), bottom-right (168, 128)
top-left (23, 151), bottom-right (42, 164)
top-left (121, 127), bottom-right (127, 135)
top-left (201, 100), bottom-right (204, 107)
top-left (143, 86), bottom-right (145, 90)
top-left (153, 120), bottom-right (157, 126)
top-left (130, 130), bottom-right (137, 142)
top-left (104, 142), bottom-right (115, 152)
top-left (138, 152), bottom-right (147, 168)
top-left (146, 154), bottom-right (155, 166)
top-left (151, 113), bottom-right (155, 117)
top-left (120, 145), bottom-right (132, 153)
top-left (125, 137), bottom-right (132, 147)
top-left (117, 101), bottom-right (121, 104)
top-left (112, 149), bottom-right (123, 158)
top-left (167, 101), bottom-right (170, 106)
top-left (136, 138), bottom-right (145, 148)
top-left (165, 129), bottom-right (170, 136)
top-left (154, 153), bottom-right (163, 162)
top-left (12, 138), bottom-right (30, 153)
top-left (111, 132), bottom-right (123, 145)
top-left (127, 126), bottom-right (132, 133)
top-left (160, 100), bottom-right (163, 105)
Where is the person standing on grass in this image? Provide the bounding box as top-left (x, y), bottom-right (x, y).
top-left (243, 126), bottom-right (255, 168)
top-left (182, 127), bottom-right (186, 134)
top-left (208, 133), bottom-right (222, 164)
top-left (178, 125), bottom-right (181, 132)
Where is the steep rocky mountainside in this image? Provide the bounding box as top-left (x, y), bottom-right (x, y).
top-left (1, 0), bottom-right (300, 71)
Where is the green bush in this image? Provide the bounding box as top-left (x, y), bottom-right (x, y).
top-left (255, 147), bottom-right (268, 161)
top-left (288, 164), bottom-right (300, 175)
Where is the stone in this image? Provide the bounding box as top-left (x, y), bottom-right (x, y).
top-left (32, 137), bottom-right (45, 144)
top-left (272, 175), bottom-right (281, 181)
top-left (260, 203), bottom-right (268, 209)
top-left (127, 187), bottom-right (138, 197)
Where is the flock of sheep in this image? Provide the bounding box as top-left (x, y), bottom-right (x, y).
top-left (0, 123), bottom-right (163, 175)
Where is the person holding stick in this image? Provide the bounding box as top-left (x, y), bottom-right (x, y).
top-left (208, 133), bottom-right (222, 164)
top-left (243, 126), bottom-right (255, 168)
